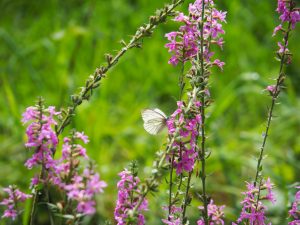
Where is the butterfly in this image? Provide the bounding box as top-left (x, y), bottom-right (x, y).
top-left (141, 108), bottom-right (168, 135)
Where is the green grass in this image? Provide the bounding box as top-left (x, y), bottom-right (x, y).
top-left (0, 0), bottom-right (299, 224)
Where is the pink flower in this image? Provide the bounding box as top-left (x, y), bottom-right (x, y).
top-left (75, 131), bottom-right (89, 144)
top-left (197, 200), bottom-right (225, 225)
top-left (266, 85), bottom-right (276, 95)
top-left (277, 0), bottom-right (300, 29)
top-left (0, 186), bottom-right (31, 220)
top-left (274, 0), bottom-right (300, 56)
top-left (213, 59), bottom-right (225, 71)
top-left (161, 205), bottom-right (182, 225)
top-left (165, 0), bottom-right (226, 67)
top-left (162, 217), bottom-right (182, 225)
top-left (277, 41), bottom-right (286, 54)
top-left (272, 24), bottom-right (282, 36)
top-left (234, 178), bottom-right (276, 225)
top-left (114, 169), bottom-right (148, 225)
top-left (77, 201), bottom-right (96, 215)
top-left (64, 170), bottom-right (107, 215)
top-left (21, 107), bottom-right (39, 124)
top-left (289, 186), bottom-right (300, 224)
top-left (22, 106), bottom-right (59, 174)
top-left (167, 101), bottom-right (201, 175)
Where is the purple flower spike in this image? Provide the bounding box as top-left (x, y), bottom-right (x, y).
top-left (234, 178), bottom-right (276, 225)
top-left (165, 0), bottom-right (226, 69)
top-left (0, 186), bottom-right (31, 221)
top-left (166, 101), bottom-right (201, 175)
top-left (114, 169), bottom-right (148, 225)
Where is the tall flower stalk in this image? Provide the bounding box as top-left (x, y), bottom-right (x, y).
top-left (254, 0), bottom-right (300, 187)
top-left (233, 178), bottom-right (276, 225)
top-left (288, 186), bottom-right (300, 225)
top-left (22, 98), bottom-right (60, 225)
top-left (2, 1), bottom-right (300, 224)
top-left (163, 0), bottom-right (226, 224)
top-left (1, 1), bottom-right (186, 223)
top-left (235, 1), bottom-right (300, 224)
top-left (19, 100), bottom-right (107, 224)
top-left (114, 162), bottom-right (148, 225)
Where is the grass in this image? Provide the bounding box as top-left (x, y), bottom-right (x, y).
top-left (0, 0), bottom-right (299, 224)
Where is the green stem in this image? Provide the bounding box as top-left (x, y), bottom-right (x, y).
top-left (181, 171), bottom-right (192, 222)
top-left (131, 85), bottom-right (200, 216)
top-left (198, 1), bottom-right (209, 225)
top-left (55, 0), bottom-right (186, 137)
top-left (29, 100), bottom-right (44, 225)
top-left (168, 60), bottom-right (185, 220)
top-left (253, 18), bottom-right (292, 187)
top-left (168, 151), bottom-right (176, 220)
top-left (30, 171), bottom-right (42, 225)
top-left (252, 4), bottom-right (294, 220)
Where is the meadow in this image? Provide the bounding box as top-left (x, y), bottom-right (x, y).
top-left (0, 0), bottom-right (299, 224)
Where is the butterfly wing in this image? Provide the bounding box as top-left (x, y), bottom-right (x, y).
top-left (141, 109), bottom-right (167, 135)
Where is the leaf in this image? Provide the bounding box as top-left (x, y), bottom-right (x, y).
top-left (54, 214), bottom-right (75, 220)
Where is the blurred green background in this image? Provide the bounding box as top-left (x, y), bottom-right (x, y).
top-left (0, 0), bottom-right (299, 224)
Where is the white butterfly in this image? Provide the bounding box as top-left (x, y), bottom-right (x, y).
top-left (141, 108), bottom-right (167, 135)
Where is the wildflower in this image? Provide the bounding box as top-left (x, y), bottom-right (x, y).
top-left (0, 186), bottom-right (31, 220)
top-left (48, 131), bottom-right (107, 215)
top-left (114, 169), bottom-right (148, 225)
top-left (272, 24), bottom-right (282, 37)
top-left (75, 131), bottom-right (89, 144)
top-left (162, 205), bottom-right (182, 225)
top-left (51, 131), bottom-right (90, 188)
top-left (22, 105), bottom-right (59, 187)
top-left (276, 0), bottom-right (300, 29)
top-left (288, 186), bottom-right (300, 225)
top-left (162, 216), bottom-right (182, 225)
top-left (64, 169), bottom-right (107, 215)
top-left (234, 178), bottom-right (275, 225)
top-left (266, 85), bottom-right (276, 95)
top-left (165, 0), bottom-right (226, 67)
top-left (213, 59), bottom-right (225, 70)
top-left (197, 200), bottom-right (225, 225)
top-left (166, 101), bottom-right (201, 175)
top-left (273, 0), bottom-right (300, 56)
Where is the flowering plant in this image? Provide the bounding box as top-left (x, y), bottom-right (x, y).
top-left (0, 0), bottom-right (299, 225)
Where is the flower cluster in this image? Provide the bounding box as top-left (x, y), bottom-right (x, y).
top-left (52, 131), bottom-right (107, 215)
top-left (234, 178), bottom-right (275, 225)
top-left (288, 186), bottom-right (300, 225)
top-left (165, 14), bottom-right (199, 66)
top-left (22, 105), bottom-right (59, 172)
top-left (0, 186), bottom-right (31, 220)
top-left (165, 0), bottom-right (226, 68)
top-left (273, 0), bottom-right (300, 61)
top-left (166, 101), bottom-right (201, 175)
top-left (22, 103), bottom-right (107, 217)
top-left (197, 200), bottom-right (225, 225)
top-left (52, 132), bottom-right (89, 188)
top-left (162, 205), bottom-right (182, 225)
top-left (275, 0), bottom-right (300, 30)
top-left (162, 216), bottom-right (181, 225)
top-left (114, 169), bottom-right (148, 225)
top-left (64, 168), bottom-right (107, 215)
